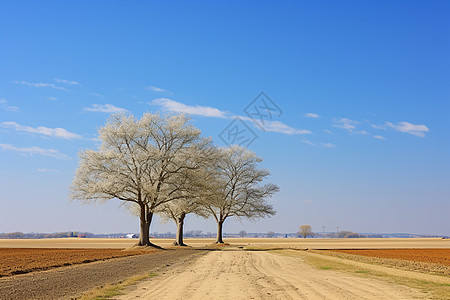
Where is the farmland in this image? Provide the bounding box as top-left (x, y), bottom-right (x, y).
top-left (0, 248), bottom-right (152, 277)
top-left (1, 238), bottom-right (449, 299)
top-left (329, 248), bottom-right (450, 266)
top-left (1, 237), bottom-right (449, 249)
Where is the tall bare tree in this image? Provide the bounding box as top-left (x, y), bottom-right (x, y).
top-left (205, 145), bottom-right (279, 243)
top-left (71, 113), bottom-right (210, 247)
top-left (157, 162), bottom-right (215, 246)
top-left (299, 225), bottom-right (313, 238)
top-left (158, 199), bottom-right (206, 246)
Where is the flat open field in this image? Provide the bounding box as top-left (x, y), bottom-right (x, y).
top-left (0, 248), bottom-right (149, 277)
top-left (329, 249), bottom-right (450, 266)
top-left (0, 237), bottom-right (449, 249)
top-left (1, 238), bottom-right (450, 299)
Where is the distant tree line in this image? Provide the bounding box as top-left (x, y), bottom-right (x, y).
top-left (0, 231), bottom-right (94, 239)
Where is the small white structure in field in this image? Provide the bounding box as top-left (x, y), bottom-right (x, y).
top-left (126, 233), bottom-right (137, 238)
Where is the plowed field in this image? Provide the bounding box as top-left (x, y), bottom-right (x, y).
top-left (329, 248), bottom-right (450, 266)
top-left (0, 248), bottom-right (149, 277)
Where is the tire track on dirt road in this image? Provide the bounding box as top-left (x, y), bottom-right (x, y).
top-left (116, 249), bottom-right (428, 299)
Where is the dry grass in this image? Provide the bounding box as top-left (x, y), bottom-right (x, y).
top-left (78, 272), bottom-right (158, 300)
top-left (272, 249), bottom-right (450, 300)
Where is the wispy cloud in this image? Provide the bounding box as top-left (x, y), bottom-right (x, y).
top-left (356, 130), bottom-right (369, 135)
top-left (91, 92), bottom-right (105, 98)
top-left (37, 168), bottom-right (60, 173)
top-left (333, 118), bottom-right (360, 132)
top-left (258, 120), bottom-right (311, 135)
top-left (304, 113), bottom-right (320, 118)
top-left (302, 140), bottom-right (336, 148)
top-left (151, 98), bottom-right (228, 118)
top-left (385, 121), bottom-right (429, 137)
top-left (1, 121), bottom-right (82, 140)
top-left (146, 86), bottom-right (168, 93)
top-left (370, 124), bottom-right (385, 130)
top-left (0, 98), bottom-right (19, 112)
top-left (372, 121), bottom-right (429, 137)
top-left (54, 78), bottom-right (79, 85)
top-left (374, 135), bottom-right (386, 140)
top-left (14, 80), bottom-right (68, 91)
top-left (323, 142), bottom-right (336, 148)
top-left (84, 104), bottom-right (127, 113)
top-left (151, 98), bottom-right (312, 135)
top-left (47, 96), bottom-right (58, 101)
top-left (0, 143), bottom-right (69, 159)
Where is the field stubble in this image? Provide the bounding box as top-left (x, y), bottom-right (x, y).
top-left (0, 248), bottom-right (152, 277)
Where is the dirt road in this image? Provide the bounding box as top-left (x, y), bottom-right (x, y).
top-left (117, 249), bottom-right (428, 300)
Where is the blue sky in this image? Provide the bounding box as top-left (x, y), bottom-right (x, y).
top-left (1, 1), bottom-right (449, 236)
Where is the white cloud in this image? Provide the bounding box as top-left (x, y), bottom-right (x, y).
top-left (54, 78), bottom-right (79, 85)
top-left (84, 104), bottom-right (127, 113)
top-left (301, 140), bottom-right (315, 146)
top-left (322, 142), bottom-right (336, 148)
top-left (91, 92), bottom-right (105, 98)
top-left (385, 121), bottom-right (429, 137)
top-left (0, 98), bottom-right (19, 111)
top-left (374, 135), bottom-right (387, 140)
top-left (301, 140), bottom-right (336, 148)
top-left (333, 118), bottom-right (360, 132)
top-left (304, 113), bottom-right (320, 118)
top-left (260, 120), bottom-right (312, 135)
top-left (37, 168), bottom-right (59, 173)
top-left (151, 98), bottom-right (228, 118)
top-left (356, 130), bottom-right (369, 135)
top-left (152, 98), bottom-right (312, 136)
top-left (1, 121), bottom-right (82, 140)
top-left (324, 129), bottom-right (333, 135)
top-left (0, 144), bottom-right (69, 159)
top-left (13, 80), bottom-right (68, 91)
top-left (146, 86), bottom-right (167, 93)
top-left (47, 96), bottom-right (58, 101)
top-left (370, 123), bottom-right (385, 130)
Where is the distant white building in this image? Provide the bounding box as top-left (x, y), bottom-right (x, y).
top-left (126, 233), bottom-right (137, 238)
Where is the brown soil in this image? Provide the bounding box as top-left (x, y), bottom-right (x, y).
top-left (0, 248), bottom-right (152, 277)
top-left (328, 249), bottom-right (450, 266)
top-left (318, 249), bottom-right (450, 277)
top-left (0, 249), bottom-right (204, 300)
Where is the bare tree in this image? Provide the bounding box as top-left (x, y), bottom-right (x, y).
top-left (157, 149), bottom-right (219, 246)
top-left (238, 230), bottom-right (247, 238)
top-left (71, 113), bottom-right (210, 247)
top-left (204, 145), bottom-right (279, 243)
top-left (158, 200), bottom-right (202, 246)
top-left (267, 231), bottom-right (275, 238)
top-left (299, 225), bottom-right (313, 238)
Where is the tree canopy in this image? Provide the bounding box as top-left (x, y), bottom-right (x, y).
top-left (71, 113), bottom-right (279, 247)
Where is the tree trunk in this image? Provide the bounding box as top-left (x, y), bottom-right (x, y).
top-left (138, 210), bottom-right (162, 248)
top-left (173, 213), bottom-right (187, 246)
top-left (138, 207), bottom-right (150, 246)
top-left (215, 220), bottom-right (224, 243)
